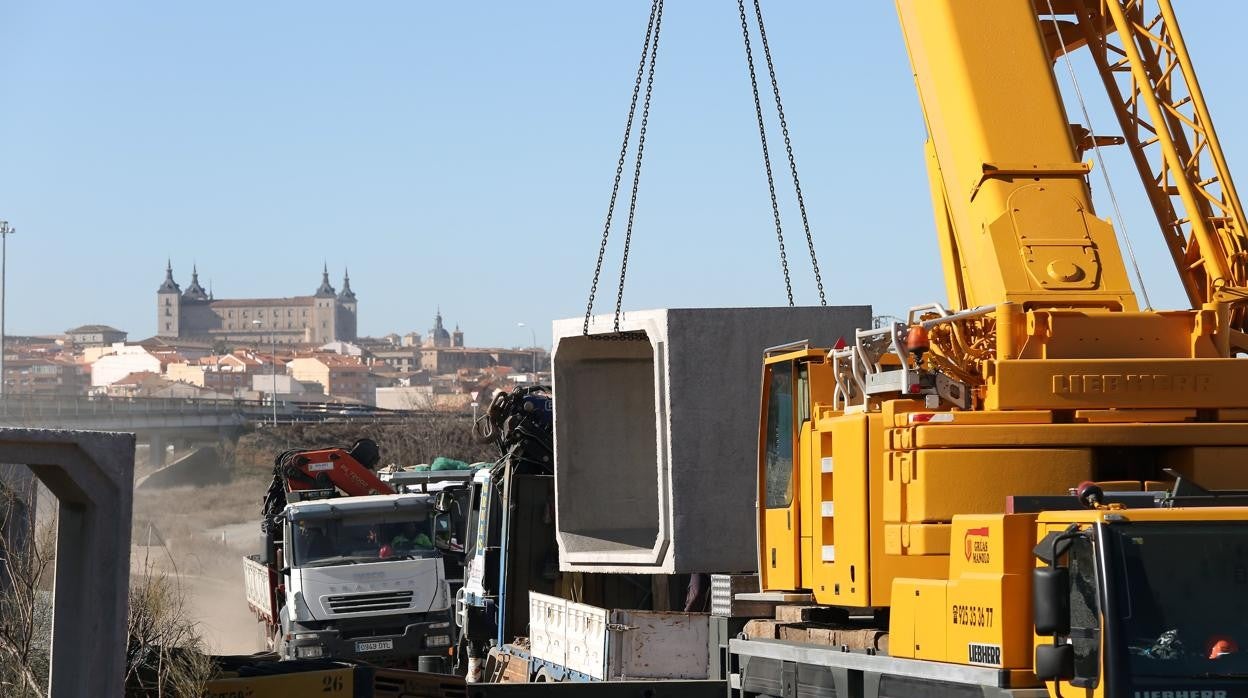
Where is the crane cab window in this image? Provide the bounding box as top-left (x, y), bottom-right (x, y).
top-left (764, 361), bottom-right (795, 509)
top-left (1068, 537), bottom-right (1101, 687)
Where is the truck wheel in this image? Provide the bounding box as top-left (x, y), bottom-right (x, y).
top-left (534, 667), bottom-right (559, 683)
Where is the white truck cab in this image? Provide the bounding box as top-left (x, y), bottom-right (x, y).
top-left (275, 493), bottom-right (454, 668)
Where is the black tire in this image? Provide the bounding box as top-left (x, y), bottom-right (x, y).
top-left (534, 667), bottom-right (559, 683)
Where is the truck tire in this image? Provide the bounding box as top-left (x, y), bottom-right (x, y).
top-left (534, 667), bottom-right (559, 683)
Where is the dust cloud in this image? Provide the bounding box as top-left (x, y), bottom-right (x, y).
top-left (132, 448), bottom-right (270, 656)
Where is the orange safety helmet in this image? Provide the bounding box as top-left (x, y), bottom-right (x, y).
top-left (1208, 637), bottom-right (1239, 659)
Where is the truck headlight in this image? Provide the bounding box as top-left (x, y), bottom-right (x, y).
top-left (429, 622), bottom-right (450, 630)
top-left (296, 645), bottom-right (325, 659)
top-left (425, 635), bottom-right (451, 648)
top-left (293, 632), bottom-right (321, 641)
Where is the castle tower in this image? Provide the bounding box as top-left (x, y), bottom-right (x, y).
top-left (312, 263), bottom-right (338, 343)
top-left (336, 268), bottom-right (358, 341)
top-left (182, 264), bottom-right (210, 302)
top-left (452, 324), bottom-right (464, 348)
top-left (156, 260), bottom-right (182, 337)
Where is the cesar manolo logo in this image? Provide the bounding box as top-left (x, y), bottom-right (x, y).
top-left (964, 527), bottom-right (990, 564)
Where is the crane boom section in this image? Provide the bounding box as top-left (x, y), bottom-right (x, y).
top-left (1072, 0), bottom-right (1248, 349)
top-left (896, 0), bottom-right (1138, 313)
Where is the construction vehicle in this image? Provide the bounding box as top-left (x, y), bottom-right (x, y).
top-left (244, 439), bottom-right (469, 672)
top-left (454, 387), bottom-right (560, 677)
top-left (735, 0), bottom-right (1248, 696)
top-left (450, 386), bottom-right (720, 687)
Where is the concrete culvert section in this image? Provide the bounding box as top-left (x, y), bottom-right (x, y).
top-left (553, 307), bottom-right (872, 575)
top-left (0, 428), bottom-right (135, 698)
top-left (553, 329), bottom-right (663, 564)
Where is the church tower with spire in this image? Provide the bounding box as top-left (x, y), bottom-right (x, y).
top-left (336, 268), bottom-right (358, 341)
top-left (425, 308), bottom-right (452, 348)
top-left (157, 260), bottom-right (182, 337)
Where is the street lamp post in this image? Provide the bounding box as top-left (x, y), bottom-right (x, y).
top-left (517, 322), bottom-right (538, 376)
top-left (253, 320), bottom-right (278, 426)
top-left (0, 221), bottom-right (14, 398)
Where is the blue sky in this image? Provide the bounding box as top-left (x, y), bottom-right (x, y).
top-left (2, 2), bottom-right (1246, 347)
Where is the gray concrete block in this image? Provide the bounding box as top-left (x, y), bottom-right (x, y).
top-left (0, 428), bottom-right (135, 698)
top-left (552, 306), bottom-right (871, 575)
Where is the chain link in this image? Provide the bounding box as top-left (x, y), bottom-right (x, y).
top-left (587, 0), bottom-right (822, 330)
top-left (584, 0), bottom-right (663, 336)
top-left (738, 0), bottom-right (793, 307)
top-left (614, 0), bottom-right (664, 332)
top-left (751, 0), bottom-right (826, 306)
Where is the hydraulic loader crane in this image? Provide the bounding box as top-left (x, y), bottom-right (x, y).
top-left (277, 441), bottom-right (394, 497)
top-left (741, 1), bottom-right (1248, 696)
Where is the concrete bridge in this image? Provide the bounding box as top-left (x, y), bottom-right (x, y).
top-left (0, 395), bottom-right (421, 466)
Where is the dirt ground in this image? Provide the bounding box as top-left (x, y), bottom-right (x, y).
top-left (132, 473), bottom-right (271, 655)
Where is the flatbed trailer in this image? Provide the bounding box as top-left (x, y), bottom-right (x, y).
top-left (467, 681), bottom-right (726, 697)
top-left (728, 638), bottom-right (1049, 698)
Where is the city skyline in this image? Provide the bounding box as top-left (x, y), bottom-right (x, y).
top-left (3, 4), bottom-right (1248, 347)
top-left (4, 258), bottom-right (542, 349)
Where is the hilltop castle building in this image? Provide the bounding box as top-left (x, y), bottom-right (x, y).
top-left (157, 262), bottom-right (358, 344)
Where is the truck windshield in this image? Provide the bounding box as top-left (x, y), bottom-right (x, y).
top-left (1109, 522), bottom-right (1248, 678)
top-left (291, 513), bottom-right (437, 567)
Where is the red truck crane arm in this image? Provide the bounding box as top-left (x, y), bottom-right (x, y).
top-left (279, 442), bottom-right (395, 497)
top-left (260, 439), bottom-right (394, 541)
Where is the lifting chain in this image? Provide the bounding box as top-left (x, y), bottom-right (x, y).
top-left (738, 0), bottom-right (826, 306)
top-left (584, 0), bottom-right (665, 336)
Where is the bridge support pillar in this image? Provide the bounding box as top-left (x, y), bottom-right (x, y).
top-left (147, 432), bottom-right (167, 468)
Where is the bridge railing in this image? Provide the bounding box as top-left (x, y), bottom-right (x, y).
top-left (0, 394), bottom-right (258, 419)
top-left (0, 394), bottom-right (437, 422)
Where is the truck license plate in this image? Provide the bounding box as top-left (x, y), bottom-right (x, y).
top-left (355, 640), bottom-right (393, 653)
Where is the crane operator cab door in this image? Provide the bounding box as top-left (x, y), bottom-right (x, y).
top-left (759, 356), bottom-right (805, 592)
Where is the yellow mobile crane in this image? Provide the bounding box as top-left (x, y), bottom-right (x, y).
top-left (741, 1), bottom-right (1248, 696)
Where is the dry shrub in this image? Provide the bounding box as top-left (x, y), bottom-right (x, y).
top-left (233, 415), bottom-right (496, 474)
top-left (125, 553), bottom-right (216, 697)
top-left (0, 476), bottom-right (53, 698)
top-left (1, 471), bottom-right (219, 698)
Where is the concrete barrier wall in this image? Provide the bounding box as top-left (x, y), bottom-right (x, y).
top-left (552, 306), bottom-right (871, 574)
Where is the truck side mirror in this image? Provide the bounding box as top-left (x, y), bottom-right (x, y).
top-left (262, 529), bottom-right (276, 566)
top-left (435, 490), bottom-right (452, 513)
top-left (1035, 644), bottom-right (1074, 682)
top-left (1033, 566), bottom-right (1070, 636)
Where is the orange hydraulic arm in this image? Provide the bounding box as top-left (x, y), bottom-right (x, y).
top-left (279, 446), bottom-right (394, 497)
